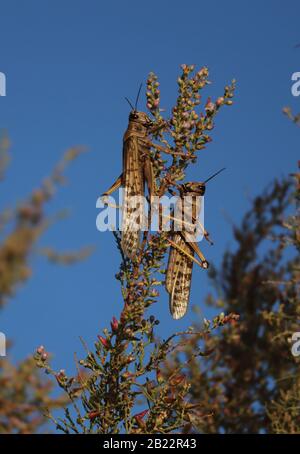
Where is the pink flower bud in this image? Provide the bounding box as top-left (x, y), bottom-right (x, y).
top-left (216, 96), bottom-right (224, 106)
top-left (88, 410), bottom-right (100, 420)
top-left (110, 317), bottom-right (119, 332)
top-left (55, 370), bottom-right (66, 384)
top-left (197, 67), bottom-right (208, 78)
top-left (36, 345), bottom-right (45, 355)
top-left (134, 409), bottom-right (148, 420)
top-left (97, 335), bottom-right (109, 349)
top-left (205, 100), bottom-right (215, 113)
top-left (182, 121), bottom-right (192, 130)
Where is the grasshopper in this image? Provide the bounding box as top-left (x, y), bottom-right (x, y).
top-left (165, 169), bottom-right (225, 319)
top-left (102, 86), bottom-right (169, 260)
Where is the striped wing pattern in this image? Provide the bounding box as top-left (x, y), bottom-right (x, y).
top-left (166, 233), bottom-right (194, 320)
top-left (166, 192), bottom-right (204, 319)
top-left (121, 136), bottom-right (145, 259)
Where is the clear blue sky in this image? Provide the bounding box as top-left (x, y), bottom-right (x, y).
top-left (0, 0), bottom-right (299, 376)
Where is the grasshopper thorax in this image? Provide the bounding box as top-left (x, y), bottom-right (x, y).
top-left (123, 110), bottom-right (152, 142)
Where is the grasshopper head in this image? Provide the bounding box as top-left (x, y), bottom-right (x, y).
top-left (180, 182), bottom-right (206, 196)
top-left (129, 110), bottom-right (152, 127)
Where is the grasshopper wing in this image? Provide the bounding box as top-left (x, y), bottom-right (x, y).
top-left (121, 136), bottom-right (145, 259)
top-left (166, 233), bottom-right (194, 320)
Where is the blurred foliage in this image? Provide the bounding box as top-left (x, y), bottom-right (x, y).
top-left (39, 245), bottom-right (95, 265)
top-left (267, 163), bottom-right (300, 433)
top-left (0, 145), bottom-right (90, 307)
top-left (283, 106), bottom-right (300, 127)
top-left (0, 140), bottom-right (90, 433)
top-left (0, 132), bottom-right (10, 180)
top-left (0, 355), bottom-right (67, 434)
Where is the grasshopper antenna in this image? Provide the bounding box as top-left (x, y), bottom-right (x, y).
top-left (204, 167), bottom-right (226, 184)
top-left (125, 97), bottom-right (135, 111)
top-left (134, 83), bottom-right (143, 111)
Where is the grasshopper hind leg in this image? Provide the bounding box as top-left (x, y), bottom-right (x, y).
top-left (102, 173), bottom-right (123, 197)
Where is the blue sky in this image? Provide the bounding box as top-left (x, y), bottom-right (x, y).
top-left (0, 0), bottom-right (299, 376)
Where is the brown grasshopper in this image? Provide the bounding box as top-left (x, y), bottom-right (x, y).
top-left (102, 86), bottom-right (169, 260)
top-left (165, 169), bottom-right (225, 319)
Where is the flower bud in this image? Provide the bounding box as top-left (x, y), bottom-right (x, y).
top-left (134, 409), bottom-right (148, 420)
top-left (97, 335), bottom-right (109, 349)
top-left (88, 410), bottom-right (100, 420)
top-left (36, 345), bottom-right (45, 355)
top-left (182, 121), bottom-right (192, 130)
top-left (110, 317), bottom-right (119, 332)
top-left (216, 96), bottom-right (224, 106)
top-left (150, 289), bottom-right (159, 297)
top-left (205, 97), bottom-right (215, 113)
